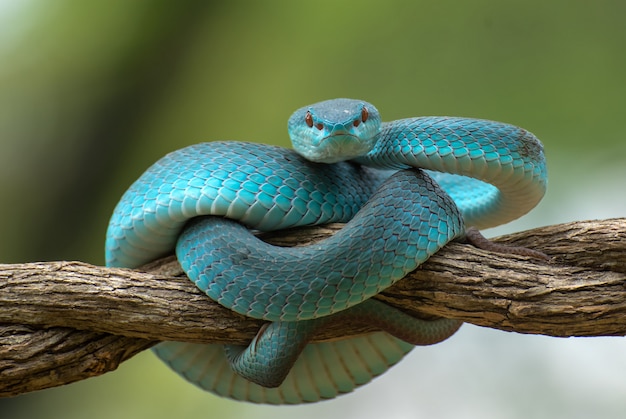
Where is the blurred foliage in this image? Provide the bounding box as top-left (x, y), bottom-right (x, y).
top-left (0, 1), bottom-right (625, 418)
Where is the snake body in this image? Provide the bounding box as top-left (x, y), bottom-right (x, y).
top-left (105, 99), bottom-right (547, 404)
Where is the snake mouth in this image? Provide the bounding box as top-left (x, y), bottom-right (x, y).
top-left (319, 133), bottom-right (358, 143)
top-left (310, 133), bottom-right (372, 163)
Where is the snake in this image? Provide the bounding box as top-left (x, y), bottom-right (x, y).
top-left (105, 98), bottom-right (547, 404)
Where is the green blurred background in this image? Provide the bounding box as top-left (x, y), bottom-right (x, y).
top-left (1, 1), bottom-right (625, 418)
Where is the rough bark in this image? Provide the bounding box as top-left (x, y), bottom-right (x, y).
top-left (0, 218), bottom-right (624, 397)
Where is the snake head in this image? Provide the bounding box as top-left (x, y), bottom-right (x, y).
top-left (288, 98), bottom-right (382, 163)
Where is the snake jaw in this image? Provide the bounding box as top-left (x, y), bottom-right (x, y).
top-left (307, 132), bottom-right (375, 163)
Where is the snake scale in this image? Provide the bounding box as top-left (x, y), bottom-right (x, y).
top-left (105, 98), bottom-right (547, 404)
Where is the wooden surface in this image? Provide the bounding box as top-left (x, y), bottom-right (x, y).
top-left (1, 218), bottom-right (624, 396)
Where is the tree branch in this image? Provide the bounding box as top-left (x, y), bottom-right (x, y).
top-left (1, 218), bottom-right (624, 397)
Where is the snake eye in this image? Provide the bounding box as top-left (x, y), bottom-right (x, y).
top-left (353, 106), bottom-right (369, 127)
top-left (305, 111), bottom-right (314, 128)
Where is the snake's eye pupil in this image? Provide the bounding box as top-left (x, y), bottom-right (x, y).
top-left (361, 106), bottom-right (369, 123)
top-left (305, 111), bottom-right (314, 128)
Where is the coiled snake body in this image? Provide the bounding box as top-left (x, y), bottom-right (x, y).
top-left (105, 99), bottom-right (547, 404)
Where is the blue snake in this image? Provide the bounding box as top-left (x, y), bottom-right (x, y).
top-left (105, 98), bottom-right (547, 404)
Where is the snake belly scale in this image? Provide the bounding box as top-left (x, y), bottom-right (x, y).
top-left (105, 98), bottom-right (547, 404)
